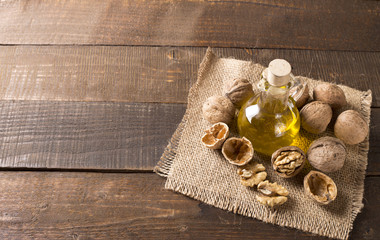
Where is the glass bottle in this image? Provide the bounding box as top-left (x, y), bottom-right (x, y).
top-left (237, 59), bottom-right (300, 156)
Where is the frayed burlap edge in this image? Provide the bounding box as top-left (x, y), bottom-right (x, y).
top-left (154, 48), bottom-right (372, 240)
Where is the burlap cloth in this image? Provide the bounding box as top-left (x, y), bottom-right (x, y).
top-left (154, 48), bottom-right (372, 240)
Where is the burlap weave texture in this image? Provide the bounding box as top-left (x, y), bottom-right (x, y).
top-left (155, 48), bottom-right (372, 240)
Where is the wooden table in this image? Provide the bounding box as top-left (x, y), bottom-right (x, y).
top-left (0, 1), bottom-right (378, 239)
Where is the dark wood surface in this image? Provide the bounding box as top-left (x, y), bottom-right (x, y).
top-left (0, 0), bottom-right (379, 239)
top-left (0, 172), bottom-right (377, 240)
top-left (0, 0), bottom-right (378, 51)
top-left (0, 47), bottom-right (379, 106)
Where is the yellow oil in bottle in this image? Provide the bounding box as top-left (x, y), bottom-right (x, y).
top-left (237, 59), bottom-right (301, 156)
top-left (237, 95), bottom-right (300, 156)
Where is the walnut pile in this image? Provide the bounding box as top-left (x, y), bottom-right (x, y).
top-left (256, 180), bottom-right (289, 207)
top-left (271, 146), bottom-right (306, 178)
top-left (222, 137), bottom-right (254, 166)
top-left (237, 161), bottom-right (267, 187)
top-left (304, 170), bottom-right (337, 205)
top-left (201, 122), bottom-right (230, 149)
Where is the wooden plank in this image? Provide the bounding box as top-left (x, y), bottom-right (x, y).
top-left (0, 101), bottom-right (185, 170)
top-left (0, 100), bottom-right (378, 175)
top-left (0, 46), bottom-right (379, 106)
top-left (0, 0), bottom-right (378, 51)
top-left (0, 172), bottom-right (377, 239)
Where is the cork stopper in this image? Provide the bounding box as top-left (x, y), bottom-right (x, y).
top-left (267, 59), bottom-right (292, 86)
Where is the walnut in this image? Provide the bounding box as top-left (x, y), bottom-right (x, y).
top-left (300, 101), bottom-right (332, 134)
top-left (237, 161), bottom-right (267, 187)
top-left (202, 95), bottom-right (236, 125)
top-left (222, 137), bottom-right (254, 166)
top-left (313, 83), bottom-right (347, 109)
top-left (289, 83), bottom-right (309, 109)
top-left (271, 146), bottom-right (306, 178)
top-left (201, 122), bottom-right (229, 149)
top-left (223, 78), bottom-right (254, 108)
top-left (304, 170), bottom-right (337, 205)
top-left (256, 180), bottom-right (289, 207)
top-left (307, 136), bottom-right (346, 173)
top-left (334, 110), bottom-right (369, 145)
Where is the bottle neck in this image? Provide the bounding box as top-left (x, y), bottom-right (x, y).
top-left (258, 80), bottom-right (290, 113)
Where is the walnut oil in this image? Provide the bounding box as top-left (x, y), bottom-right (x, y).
top-left (237, 59), bottom-right (300, 156)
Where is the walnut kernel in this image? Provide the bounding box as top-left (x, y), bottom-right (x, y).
top-left (304, 170), bottom-right (337, 205)
top-left (307, 136), bottom-right (346, 173)
top-left (300, 101), bottom-right (332, 134)
top-left (202, 95), bottom-right (236, 125)
top-left (271, 146), bottom-right (306, 178)
top-left (222, 137), bottom-right (254, 166)
top-left (334, 110), bottom-right (369, 145)
top-left (223, 78), bottom-right (254, 108)
top-left (201, 122), bottom-right (229, 149)
top-left (256, 180), bottom-right (289, 207)
top-left (237, 161), bottom-right (267, 187)
top-left (313, 83), bottom-right (347, 109)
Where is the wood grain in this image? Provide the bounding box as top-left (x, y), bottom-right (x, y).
top-left (0, 172), bottom-right (377, 240)
top-left (0, 101), bottom-right (185, 170)
top-left (0, 100), bottom-right (378, 174)
top-left (0, 0), bottom-right (378, 51)
top-left (1, 46), bottom-right (379, 106)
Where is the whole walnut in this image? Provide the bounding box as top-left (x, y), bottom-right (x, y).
top-left (313, 83), bottom-right (347, 109)
top-left (223, 78), bottom-right (254, 108)
top-left (334, 110), bottom-right (369, 145)
top-left (300, 101), bottom-right (332, 134)
top-left (307, 136), bottom-right (346, 173)
top-left (289, 83), bottom-right (309, 109)
top-left (202, 95), bottom-right (236, 125)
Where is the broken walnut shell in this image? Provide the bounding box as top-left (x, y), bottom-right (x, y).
top-left (223, 78), bottom-right (254, 108)
top-left (222, 137), bottom-right (254, 166)
top-left (307, 136), bottom-right (346, 173)
top-left (202, 95), bottom-right (236, 125)
top-left (201, 122), bottom-right (230, 149)
top-left (271, 146), bottom-right (306, 178)
top-left (237, 161), bottom-right (267, 187)
top-left (313, 83), bottom-right (347, 109)
top-left (304, 170), bottom-right (337, 205)
top-left (256, 180), bottom-right (289, 207)
top-left (334, 110), bottom-right (369, 145)
top-left (289, 83), bottom-right (309, 109)
top-left (300, 101), bottom-right (332, 134)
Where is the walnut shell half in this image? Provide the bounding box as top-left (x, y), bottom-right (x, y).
top-left (201, 122), bottom-right (229, 149)
top-left (237, 161), bottom-right (267, 187)
top-left (271, 146), bottom-right (306, 178)
top-left (256, 180), bottom-right (289, 208)
top-left (307, 136), bottom-right (346, 173)
top-left (304, 170), bottom-right (337, 205)
top-left (222, 137), bottom-right (254, 166)
top-left (300, 101), bottom-right (332, 134)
